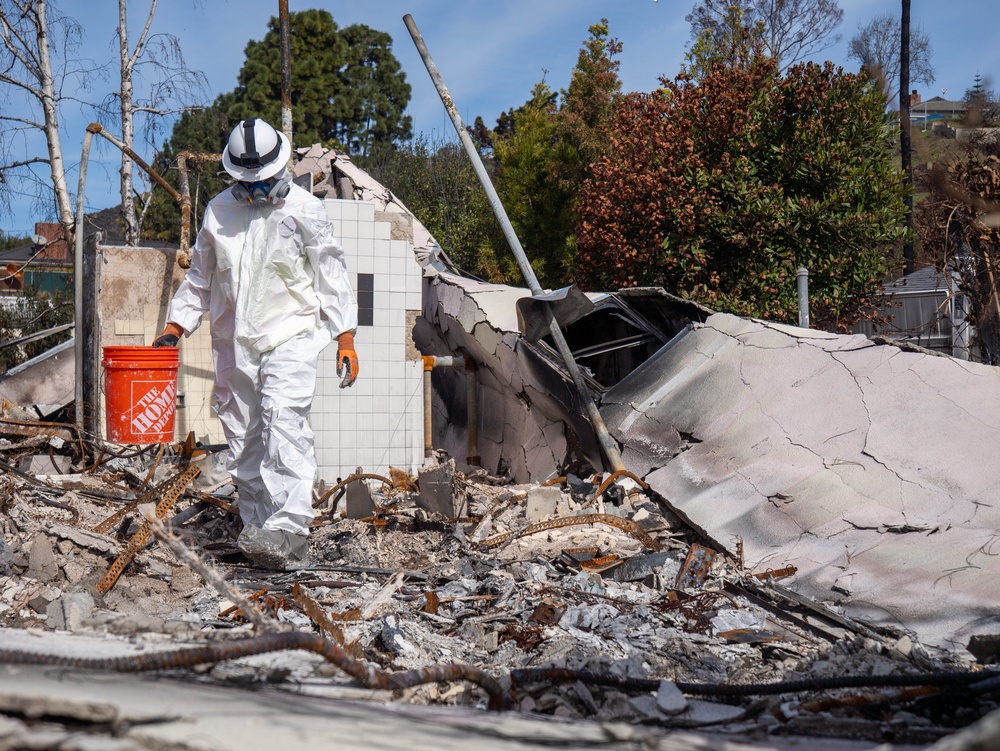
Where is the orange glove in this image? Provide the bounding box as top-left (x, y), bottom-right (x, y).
top-left (153, 322), bottom-right (184, 348)
top-left (336, 331), bottom-right (359, 388)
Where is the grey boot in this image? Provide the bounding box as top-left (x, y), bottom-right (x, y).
top-left (237, 525), bottom-right (310, 571)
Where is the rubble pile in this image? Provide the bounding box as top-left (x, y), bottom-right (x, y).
top-left (1, 422), bottom-right (999, 747)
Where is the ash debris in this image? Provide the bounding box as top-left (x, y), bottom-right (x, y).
top-left (0, 422), bottom-right (998, 749)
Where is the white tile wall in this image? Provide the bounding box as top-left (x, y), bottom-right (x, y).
top-left (314, 199), bottom-right (425, 484)
top-left (166, 198), bottom-right (426, 487)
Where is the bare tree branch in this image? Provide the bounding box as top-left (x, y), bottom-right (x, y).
top-left (0, 113), bottom-right (45, 129)
top-left (0, 3), bottom-right (44, 80)
top-left (126, 0), bottom-right (157, 72)
top-left (687, 0), bottom-right (844, 69)
top-left (848, 13), bottom-right (934, 102)
top-left (0, 0), bottom-right (101, 235)
top-left (0, 69), bottom-right (42, 96)
top-left (110, 0), bottom-right (207, 244)
top-left (129, 104), bottom-right (204, 116)
top-left (0, 155), bottom-right (49, 170)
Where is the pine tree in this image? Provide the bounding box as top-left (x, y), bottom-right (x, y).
top-left (225, 9), bottom-right (411, 153)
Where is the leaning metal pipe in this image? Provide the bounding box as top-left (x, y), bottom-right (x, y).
top-left (86, 124), bottom-right (182, 204)
top-left (422, 356), bottom-right (434, 458)
top-left (403, 14), bottom-right (625, 473)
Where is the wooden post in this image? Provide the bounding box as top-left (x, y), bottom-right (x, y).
top-left (81, 232), bottom-right (101, 440)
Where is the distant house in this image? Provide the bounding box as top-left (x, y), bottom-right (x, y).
top-left (909, 92), bottom-right (964, 131)
top-left (853, 266), bottom-right (974, 359)
top-left (0, 223), bottom-right (72, 296)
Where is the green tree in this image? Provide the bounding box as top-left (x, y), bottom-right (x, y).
top-left (140, 106), bottom-right (231, 244)
top-left (576, 53), bottom-right (909, 331)
top-left (492, 82), bottom-right (566, 285)
top-left (356, 136), bottom-right (507, 282)
top-left (338, 24), bottom-right (412, 155)
top-left (226, 9), bottom-right (411, 154)
top-left (466, 116), bottom-right (494, 155)
top-left (491, 20), bottom-right (622, 287)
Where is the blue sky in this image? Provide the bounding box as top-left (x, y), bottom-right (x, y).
top-left (2, 0), bottom-right (997, 236)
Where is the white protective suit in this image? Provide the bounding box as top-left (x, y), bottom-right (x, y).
top-left (167, 181), bottom-right (358, 536)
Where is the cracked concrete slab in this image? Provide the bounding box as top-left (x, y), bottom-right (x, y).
top-left (601, 313), bottom-right (1000, 652)
top-left (0, 661), bottom-right (928, 751)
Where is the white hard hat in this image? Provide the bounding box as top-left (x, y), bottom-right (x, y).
top-left (222, 118), bottom-right (291, 181)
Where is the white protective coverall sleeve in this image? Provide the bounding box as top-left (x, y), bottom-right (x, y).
top-left (166, 219), bottom-right (217, 338)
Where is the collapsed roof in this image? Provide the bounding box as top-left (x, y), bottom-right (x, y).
top-left (421, 270), bottom-right (1000, 654)
top-left (601, 312), bottom-right (1000, 653)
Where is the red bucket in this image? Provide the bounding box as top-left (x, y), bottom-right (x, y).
top-left (102, 346), bottom-right (179, 444)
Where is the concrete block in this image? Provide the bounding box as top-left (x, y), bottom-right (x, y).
top-left (345, 477), bottom-right (375, 519)
top-left (46, 590), bottom-right (95, 632)
top-left (60, 591), bottom-right (95, 631)
top-left (27, 535), bottom-right (59, 583)
top-left (526, 486), bottom-right (562, 522)
top-left (19, 453), bottom-right (71, 475)
top-left (45, 599), bottom-right (65, 630)
top-left (656, 680), bottom-right (688, 715)
top-left (416, 459), bottom-right (458, 517)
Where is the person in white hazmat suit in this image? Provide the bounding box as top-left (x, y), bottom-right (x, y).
top-left (153, 118), bottom-right (359, 570)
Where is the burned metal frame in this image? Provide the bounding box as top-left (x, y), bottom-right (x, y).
top-left (529, 296), bottom-right (673, 392)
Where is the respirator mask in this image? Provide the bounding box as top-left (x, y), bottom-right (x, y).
top-left (231, 169), bottom-right (292, 205)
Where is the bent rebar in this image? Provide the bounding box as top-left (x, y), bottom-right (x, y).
top-left (0, 632), bottom-right (506, 710)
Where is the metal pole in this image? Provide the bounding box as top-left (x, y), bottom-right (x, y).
top-left (403, 14), bottom-right (625, 473)
top-left (796, 267), bottom-right (810, 328)
top-left (900, 0), bottom-right (914, 275)
top-left (278, 0), bottom-right (294, 150)
top-left (422, 357), bottom-right (434, 458)
top-left (74, 129), bottom-right (94, 438)
top-left (176, 150), bottom-right (221, 267)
